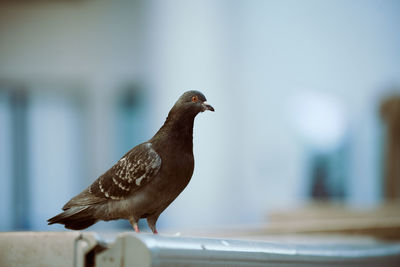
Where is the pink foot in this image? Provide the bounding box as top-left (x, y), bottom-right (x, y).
top-left (153, 229), bottom-right (158, 235)
top-left (134, 223), bottom-right (140, 233)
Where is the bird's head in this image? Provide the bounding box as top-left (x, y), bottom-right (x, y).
top-left (172, 90), bottom-right (215, 116)
top-left (157, 90), bottom-right (214, 137)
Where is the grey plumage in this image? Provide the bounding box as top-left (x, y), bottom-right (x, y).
top-left (48, 90), bottom-right (214, 233)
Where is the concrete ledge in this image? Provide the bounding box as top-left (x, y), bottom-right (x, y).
top-left (0, 232), bottom-right (102, 267)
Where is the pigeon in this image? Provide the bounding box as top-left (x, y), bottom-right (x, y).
top-left (48, 90), bottom-right (214, 234)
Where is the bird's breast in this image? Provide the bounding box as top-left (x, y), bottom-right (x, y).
top-left (150, 148), bottom-right (193, 202)
top-left (164, 150), bottom-right (194, 183)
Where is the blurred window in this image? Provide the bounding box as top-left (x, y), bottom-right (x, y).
top-left (0, 82), bottom-right (86, 230)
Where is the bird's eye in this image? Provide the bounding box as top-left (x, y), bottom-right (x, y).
top-left (191, 96), bottom-right (198, 102)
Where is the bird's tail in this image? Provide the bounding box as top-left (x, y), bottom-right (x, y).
top-left (47, 206), bottom-right (98, 230)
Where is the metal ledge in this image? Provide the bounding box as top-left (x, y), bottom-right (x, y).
top-left (1, 232), bottom-right (400, 266)
top-left (96, 233), bottom-right (400, 266)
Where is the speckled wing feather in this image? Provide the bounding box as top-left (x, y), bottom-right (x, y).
top-left (63, 142), bottom-right (161, 209)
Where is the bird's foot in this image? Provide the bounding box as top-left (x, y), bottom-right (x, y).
top-left (129, 217), bottom-right (140, 233)
top-left (133, 223), bottom-right (140, 233)
top-left (147, 215), bottom-right (159, 235)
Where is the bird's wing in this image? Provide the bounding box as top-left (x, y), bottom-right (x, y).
top-left (63, 142), bottom-right (162, 209)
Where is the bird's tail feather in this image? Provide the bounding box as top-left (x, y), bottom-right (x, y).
top-left (47, 206), bottom-right (98, 230)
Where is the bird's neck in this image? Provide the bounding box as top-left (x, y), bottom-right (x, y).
top-left (153, 109), bottom-right (196, 151)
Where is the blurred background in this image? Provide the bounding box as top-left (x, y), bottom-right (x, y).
top-left (0, 0), bottom-right (399, 233)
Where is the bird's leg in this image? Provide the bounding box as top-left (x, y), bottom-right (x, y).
top-left (129, 217), bottom-right (140, 233)
top-left (147, 214), bottom-right (160, 234)
top-left (133, 223), bottom-right (140, 233)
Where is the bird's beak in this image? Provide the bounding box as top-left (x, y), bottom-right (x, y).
top-left (202, 101), bottom-right (215, 112)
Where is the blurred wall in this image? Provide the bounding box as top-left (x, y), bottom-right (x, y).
top-left (1, 0), bottom-right (400, 231)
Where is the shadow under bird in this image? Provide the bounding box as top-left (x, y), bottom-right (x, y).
top-left (48, 91), bottom-right (214, 234)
